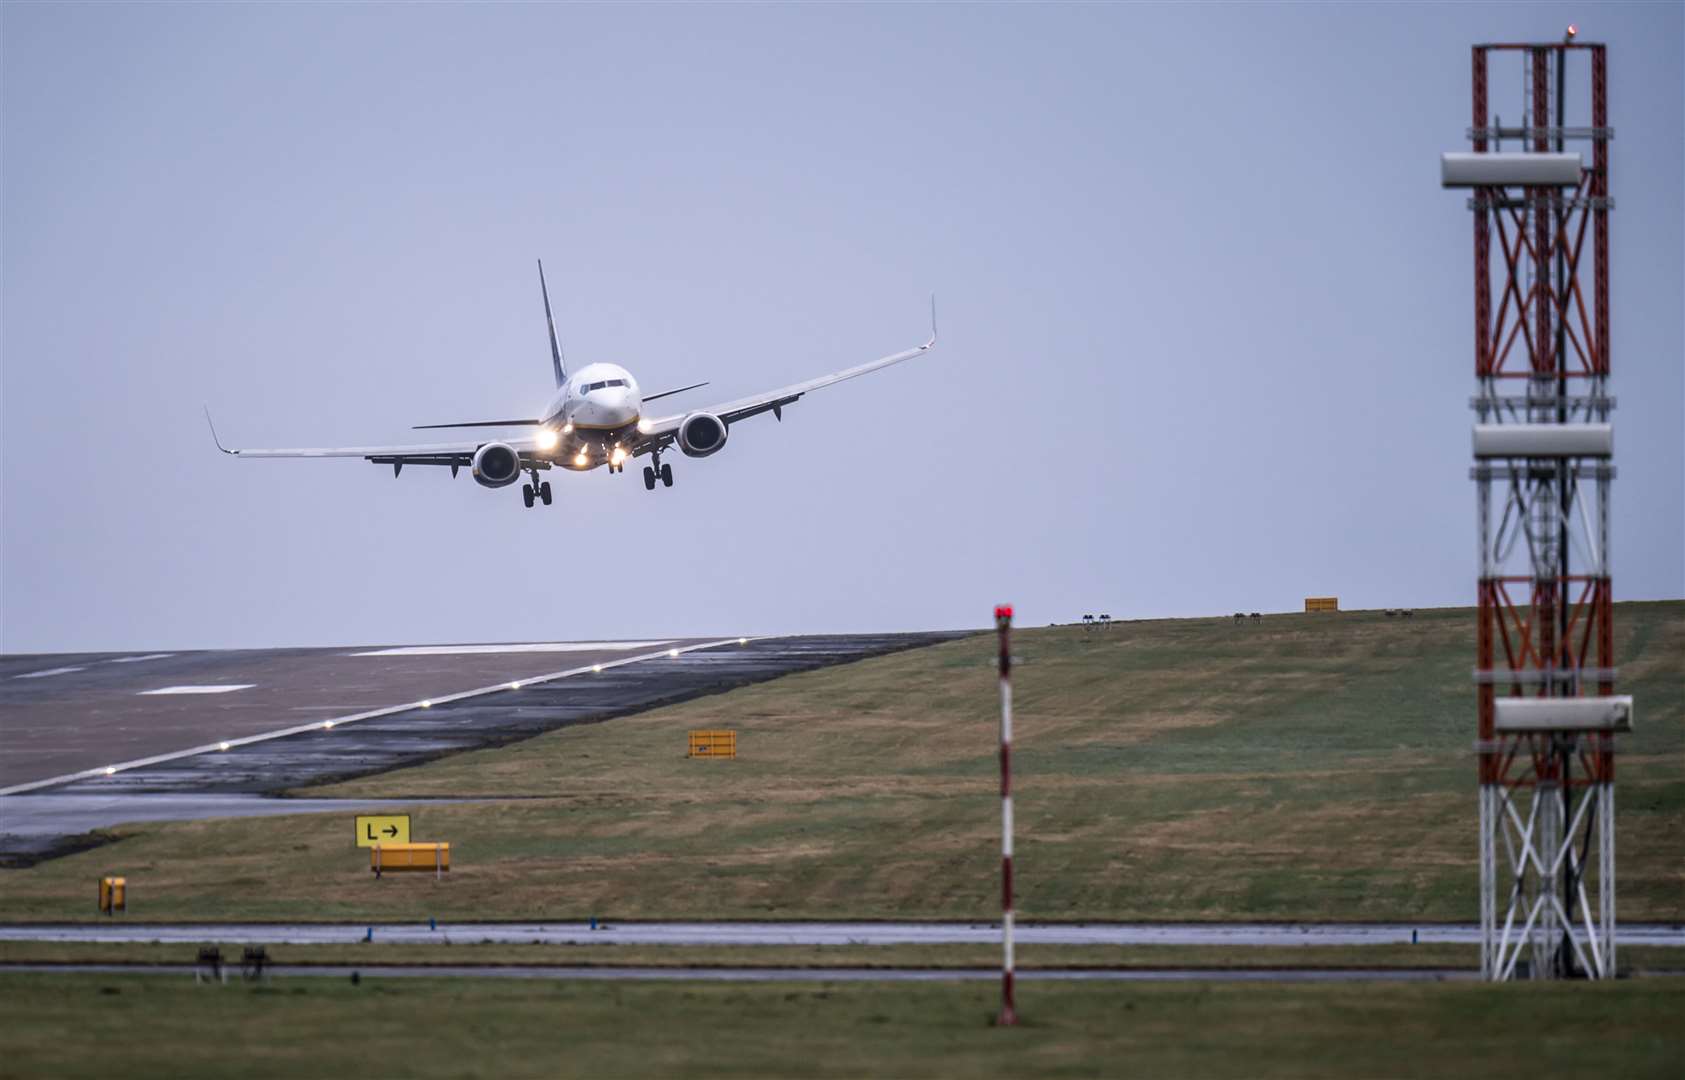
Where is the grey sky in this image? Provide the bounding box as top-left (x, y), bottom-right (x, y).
top-left (3, 2), bottom-right (1680, 652)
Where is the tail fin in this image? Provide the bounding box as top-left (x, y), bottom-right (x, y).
top-left (538, 259), bottom-right (566, 387)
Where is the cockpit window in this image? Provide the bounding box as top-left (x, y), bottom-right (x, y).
top-left (579, 378), bottom-right (628, 395)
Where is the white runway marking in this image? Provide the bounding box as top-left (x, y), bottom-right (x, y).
top-left (12, 666), bottom-right (85, 680)
top-left (350, 642), bottom-right (673, 657)
top-left (109, 653), bottom-right (175, 664)
top-left (137, 684), bottom-right (255, 696)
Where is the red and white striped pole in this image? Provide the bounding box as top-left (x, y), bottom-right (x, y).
top-left (995, 603), bottom-right (1018, 1027)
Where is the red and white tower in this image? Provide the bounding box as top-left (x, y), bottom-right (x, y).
top-left (1443, 31), bottom-right (1633, 981)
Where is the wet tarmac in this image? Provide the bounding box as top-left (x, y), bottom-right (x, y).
top-left (4, 921), bottom-right (1680, 947)
top-left (0, 639), bottom-right (698, 789)
top-left (0, 795), bottom-right (468, 860)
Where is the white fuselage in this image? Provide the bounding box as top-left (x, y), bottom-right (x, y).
top-left (538, 362), bottom-right (645, 471)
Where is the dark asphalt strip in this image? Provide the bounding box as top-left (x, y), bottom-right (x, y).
top-left (0, 963), bottom-right (1485, 982)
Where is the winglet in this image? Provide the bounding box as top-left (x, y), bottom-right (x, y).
top-left (924, 294), bottom-right (938, 349)
top-left (204, 407), bottom-right (236, 455)
top-left (538, 258), bottom-right (567, 388)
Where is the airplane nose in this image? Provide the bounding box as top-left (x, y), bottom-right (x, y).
top-left (586, 388), bottom-right (636, 426)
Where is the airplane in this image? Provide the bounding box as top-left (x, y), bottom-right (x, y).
top-left (208, 261), bottom-right (937, 508)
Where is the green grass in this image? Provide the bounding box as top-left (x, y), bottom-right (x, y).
top-left (1, 602), bottom-right (1679, 923)
top-left (1, 973), bottom-right (1681, 1079)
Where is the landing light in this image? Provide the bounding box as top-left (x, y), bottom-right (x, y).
top-left (219, 741), bottom-right (231, 751)
top-left (323, 720), bottom-right (335, 729)
top-left (561, 422), bottom-right (574, 435)
top-left (739, 637), bottom-right (748, 645)
top-left (421, 699), bottom-right (432, 708)
top-left (535, 428), bottom-right (560, 451)
top-left (510, 681), bottom-right (522, 690)
top-left (593, 664), bottom-right (602, 673)
top-left (611, 446), bottom-right (627, 466)
top-left (637, 418), bottom-right (653, 435)
top-left (669, 648), bottom-right (680, 658)
top-left (104, 766), bottom-right (117, 776)
top-left (574, 451), bottom-right (588, 467)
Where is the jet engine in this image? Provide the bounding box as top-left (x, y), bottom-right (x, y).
top-left (677, 412), bottom-right (729, 458)
top-left (471, 442), bottom-right (523, 488)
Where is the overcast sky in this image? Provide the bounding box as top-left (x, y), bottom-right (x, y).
top-left (3, 2), bottom-right (1681, 652)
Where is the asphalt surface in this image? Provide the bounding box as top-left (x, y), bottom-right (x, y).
top-left (0, 632), bottom-right (968, 858)
top-left (0, 640), bottom-right (697, 789)
top-left (4, 922), bottom-right (1680, 947)
top-left (0, 963), bottom-right (1482, 983)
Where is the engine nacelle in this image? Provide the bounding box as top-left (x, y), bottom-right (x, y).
top-left (471, 442), bottom-right (522, 488)
top-left (678, 412), bottom-right (729, 458)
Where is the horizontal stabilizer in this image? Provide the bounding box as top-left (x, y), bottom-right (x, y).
top-left (413, 418), bottom-right (544, 430)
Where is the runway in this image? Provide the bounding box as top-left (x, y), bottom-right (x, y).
top-left (4, 921), bottom-right (1680, 947)
top-left (0, 963), bottom-right (1483, 983)
top-left (0, 639), bottom-right (703, 789)
top-left (0, 632), bottom-right (968, 860)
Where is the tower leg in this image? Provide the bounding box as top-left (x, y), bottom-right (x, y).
top-left (1480, 784), bottom-right (1496, 979)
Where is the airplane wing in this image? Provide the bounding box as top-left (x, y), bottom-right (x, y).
top-left (632, 299), bottom-right (937, 456)
top-left (204, 411), bottom-right (550, 475)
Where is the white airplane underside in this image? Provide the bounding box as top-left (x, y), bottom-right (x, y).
top-left (209, 261), bottom-right (936, 508)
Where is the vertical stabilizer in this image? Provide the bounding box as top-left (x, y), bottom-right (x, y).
top-left (538, 259), bottom-right (566, 387)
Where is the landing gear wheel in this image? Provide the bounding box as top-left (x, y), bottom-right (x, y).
top-left (643, 466), bottom-right (656, 491)
top-left (521, 484), bottom-right (535, 509)
top-left (660, 463), bottom-right (673, 488)
top-left (539, 481), bottom-right (552, 506)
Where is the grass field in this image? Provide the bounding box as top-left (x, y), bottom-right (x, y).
top-left (1, 973), bottom-right (1680, 1079)
top-left (0, 602), bottom-right (1679, 924)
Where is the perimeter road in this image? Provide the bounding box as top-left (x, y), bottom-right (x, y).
top-left (0, 964), bottom-right (1487, 983)
top-left (2, 922), bottom-right (1680, 947)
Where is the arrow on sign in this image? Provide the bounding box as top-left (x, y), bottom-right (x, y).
top-left (355, 814), bottom-right (411, 848)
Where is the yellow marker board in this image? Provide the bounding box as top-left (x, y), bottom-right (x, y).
top-left (355, 814), bottom-right (411, 848)
top-left (688, 730), bottom-right (737, 758)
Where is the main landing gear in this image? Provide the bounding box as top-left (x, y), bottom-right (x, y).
top-left (521, 468), bottom-right (552, 509)
top-left (642, 452), bottom-right (674, 491)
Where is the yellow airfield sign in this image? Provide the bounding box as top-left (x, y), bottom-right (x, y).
top-left (355, 814), bottom-right (411, 848)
